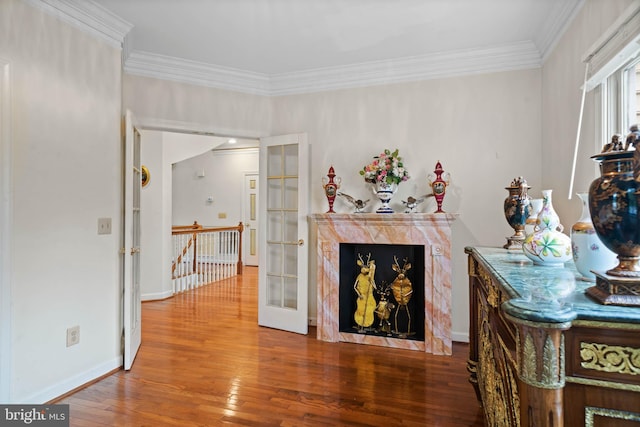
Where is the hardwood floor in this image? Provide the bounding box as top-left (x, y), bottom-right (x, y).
top-left (56, 267), bottom-right (485, 426)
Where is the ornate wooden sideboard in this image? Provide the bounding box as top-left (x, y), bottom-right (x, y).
top-left (466, 246), bottom-right (640, 427)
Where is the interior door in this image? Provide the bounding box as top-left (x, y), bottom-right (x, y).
top-left (258, 133), bottom-right (309, 334)
top-left (123, 109), bottom-right (142, 370)
top-left (244, 173), bottom-right (259, 266)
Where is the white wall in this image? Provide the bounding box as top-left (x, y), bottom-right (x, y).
top-left (1, 0), bottom-right (122, 402)
top-left (172, 148), bottom-right (259, 227)
top-left (140, 130), bottom-right (172, 300)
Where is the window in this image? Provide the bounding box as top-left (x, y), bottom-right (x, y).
top-left (602, 55), bottom-right (640, 140)
top-left (582, 3), bottom-right (640, 144)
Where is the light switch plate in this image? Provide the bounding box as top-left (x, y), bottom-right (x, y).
top-left (98, 218), bottom-right (112, 235)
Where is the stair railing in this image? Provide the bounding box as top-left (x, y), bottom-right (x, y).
top-left (171, 221), bottom-right (243, 293)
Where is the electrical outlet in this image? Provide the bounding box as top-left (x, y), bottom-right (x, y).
top-left (66, 325), bottom-right (80, 347)
top-left (98, 218), bottom-right (112, 235)
top-left (218, 212), bottom-right (227, 219)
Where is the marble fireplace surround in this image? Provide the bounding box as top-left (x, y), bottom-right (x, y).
top-left (309, 213), bottom-right (458, 355)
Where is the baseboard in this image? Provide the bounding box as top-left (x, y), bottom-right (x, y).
top-left (307, 316), bottom-right (317, 327)
top-left (20, 356), bottom-right (122, 404)
top-left (452, 331), bottom-right (470, 343)
top-left (142, 290), bottom-right (174, 301)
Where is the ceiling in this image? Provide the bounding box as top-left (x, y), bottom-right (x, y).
top-left (87, 0), bottom-right (583, 94)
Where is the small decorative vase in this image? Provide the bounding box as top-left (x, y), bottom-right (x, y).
top-left (524, 198), bottom-right (543, 236)
top-left (503, 177), bottom-right (531, 250)
top-left (570, 192), bottom-right (617, 281)
top-left (372, 181), bottom-right (398, 213)
top-left (522, 189), bottom-right (572, 266)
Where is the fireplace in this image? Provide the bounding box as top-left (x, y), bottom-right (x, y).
top-left (309, 213), bottom-right (457, 355)
top-left (339, 243), bottom-right (425, 341)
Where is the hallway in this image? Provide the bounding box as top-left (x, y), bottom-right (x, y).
top-left (56, 267), bottom-right (484, 426)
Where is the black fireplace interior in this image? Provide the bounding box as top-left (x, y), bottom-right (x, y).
top-left (339, 243), bottom-right (425, 341)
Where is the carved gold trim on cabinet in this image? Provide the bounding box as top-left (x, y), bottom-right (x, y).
top-left (478, 315), bottom-right (520, 427)
top-left (566, 375), bottom-right (640, 392)
top-left (585, 406), bottom-right (640, 427)
top-left (517, 328), bottom-right (565, 389)
top-left (574, 319), bottom-right (640, 331)
top-left (580, 342), bottom-right (640, 376)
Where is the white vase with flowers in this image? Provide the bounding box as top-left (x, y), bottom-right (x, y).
top-left (360, 149), bottom-right (410, 213)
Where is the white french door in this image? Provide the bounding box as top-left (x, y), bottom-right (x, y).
top-left (243, 173), bottom-right (259, 266)
top-left (258, 134), bottom-right (309, 334)
top-left (123, 109), bottom-right (142, 370)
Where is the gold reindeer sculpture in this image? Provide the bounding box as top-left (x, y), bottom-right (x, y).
top-left (391, 256), bottom-right (413, 336)
top-left (374, 282), bottom-right (395, 335)
top-left (353, 253), bottom-right (377, 331)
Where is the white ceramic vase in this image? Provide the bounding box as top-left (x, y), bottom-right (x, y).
top-left (372, 181), bottom-right (397, 213)
top-left (570, 192), bottom-right (618, 281)
top-left (522, 189), bottom-right (572, 266)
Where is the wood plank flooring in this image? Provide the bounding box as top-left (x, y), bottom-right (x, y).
top-left (56, 267), bottom-right (485, 426)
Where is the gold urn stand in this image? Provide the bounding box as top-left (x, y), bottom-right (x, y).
top-left (587, 271), bottom-right (640, 306)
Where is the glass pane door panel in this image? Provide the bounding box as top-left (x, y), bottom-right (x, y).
top-left (284, 244), bottom-right (298, 276)
top-left (283, 211), bottom-right (298, 243)
top-left (283, 144), bottom-right (298, 176)
top-left (284, 276), bottom-right (298, 309)
top-left (267, 179), bottom-right (283, 209)
top-left (267, 243), bottom-right (283, 275)
top-left (283, 177), bottom-right (298, 210)
top-left (267, 275), bottom-right (283, 307)
top-left (267, 146), bottom-right (283, 175)
top-left (267, 212), bottom-right (283, 241)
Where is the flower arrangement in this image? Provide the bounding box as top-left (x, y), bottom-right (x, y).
top-left (360, 149), bottom-right (410, 185)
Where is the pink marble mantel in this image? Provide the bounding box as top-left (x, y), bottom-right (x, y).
top-left (309, 213), bottom-right (458, 355)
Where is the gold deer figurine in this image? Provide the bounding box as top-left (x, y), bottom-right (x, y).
top-left (391, 256), bottom-right (413, 336)
top-left (353, 253), bottom-right (377, 331)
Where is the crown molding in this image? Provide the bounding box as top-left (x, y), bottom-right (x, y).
top-left (269, 42), bottom-right (541, 96)
top-left (23, 0), bottom-right (132, 49)
top-left (125, 41), bottom-right (541, 97)
top-left (28, 0), bottom-right (583, 95)
top-left (538, 0), bottom-right (585, 62)
top-left (124, 51), bottom-right (272, 96)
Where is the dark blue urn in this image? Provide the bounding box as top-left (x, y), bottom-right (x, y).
top-left (588, 149), bottom-right (640, 277)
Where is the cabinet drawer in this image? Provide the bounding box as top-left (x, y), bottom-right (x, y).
top-left (566, 324), bottom-right (640, 387)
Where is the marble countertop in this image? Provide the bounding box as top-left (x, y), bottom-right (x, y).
top-left (466, 246), bottom-right (640, 325)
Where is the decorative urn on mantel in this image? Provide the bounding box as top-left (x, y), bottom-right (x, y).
top-left (322, 166), bottom-right (341, 213)
top-left (427, 161), bottom-right (450, 213)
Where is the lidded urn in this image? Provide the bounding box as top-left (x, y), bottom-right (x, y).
top-left (503, 176), bottom-right (531, 250)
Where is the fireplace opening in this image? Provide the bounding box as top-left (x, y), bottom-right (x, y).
top-left (339, 243), bottom-right (425, 341)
